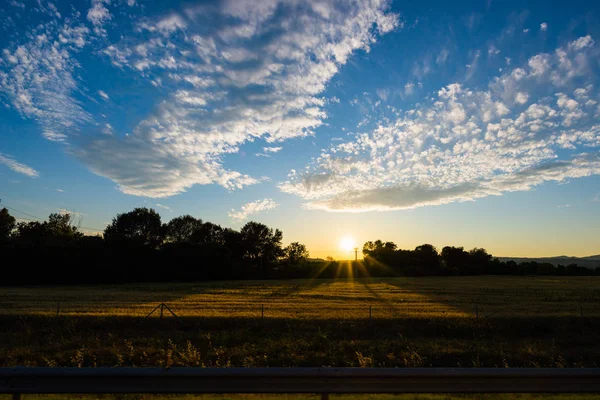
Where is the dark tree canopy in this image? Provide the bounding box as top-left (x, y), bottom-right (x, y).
top-left (284, 242), bottom-right (309, 264)
top-left (47, 213), bottom-right (83, 240)
top-left (104, 207), bottom-right (162, 247)
top-left (0, 208), bottom-right (15, 241)
top-left (240, 221), bottom-right (283, 266)
top-left (14, 212), bottom-right (82, 246)
top-left (191, 221), bottom-right (224, 245)
top-left (164, 215), bottom-right (203, 243)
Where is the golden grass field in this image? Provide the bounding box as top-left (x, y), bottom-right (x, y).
top-left (2, 277), bottom-right (600, 399)
top-left (1, 276), bottom-right (599, 319)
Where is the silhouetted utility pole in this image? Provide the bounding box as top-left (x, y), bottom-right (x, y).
top-left (354, 247), bottom-right (358, 262)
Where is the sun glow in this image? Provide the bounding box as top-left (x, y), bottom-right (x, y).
top-left (339, 236), bottom-right (356, 252)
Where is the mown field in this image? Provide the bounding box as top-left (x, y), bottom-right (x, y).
top-left (1, 276), bottom-right (599, 371)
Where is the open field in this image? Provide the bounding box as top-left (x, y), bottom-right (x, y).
top-left (1, 276), bottom-right (599, 370)
top-left (1, 276), bottom-right (599, 319)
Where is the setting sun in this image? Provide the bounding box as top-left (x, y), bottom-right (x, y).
top-left (339, 236), bottom-right (357, 252)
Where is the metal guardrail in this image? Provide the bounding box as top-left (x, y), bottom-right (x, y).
top-left (1, 368), bottom-right (600, 398)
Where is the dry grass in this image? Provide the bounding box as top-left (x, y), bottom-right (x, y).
top-left (1, 276), bottom-right (599, 370)
top-left (1, 276), bottom-right (598, 319)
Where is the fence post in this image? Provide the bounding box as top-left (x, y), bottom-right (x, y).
top-left (321, 393), bottom-right (329, 400)
top-left (13, 393), bottom-right (21, 400)
top-left (261, 304), bottom-right (264, 319)
top-left (475, 305), bottom-right (479, 321)
top-left (369, 305), bottom-right (372, 321)
top-left (56, 301), bottom-right (60, 317)
top-left (160, 303), bottom-right (164, 319)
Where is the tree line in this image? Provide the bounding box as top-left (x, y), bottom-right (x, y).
top-left (0, 207), bottom-right (597, 285)
top-left (361, 240), bottom-right (598, 277)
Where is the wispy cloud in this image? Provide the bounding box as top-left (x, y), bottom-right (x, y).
top-left (280, 36), bottom-right (600, 212)
top-left (540, 22), bottom-right (548, 32)
top-left (98, 90), bottom-right (110, 101)
top-left (0, 12), bottom-right (91, 142)
top-left (56, 188), bottom-right (64, 192)
top-left (229, 198), bottom-right (279, 221)
top-left (155, 203), bottom-right (172, 211)
top-left (0, 153), bottom-right (39, 177)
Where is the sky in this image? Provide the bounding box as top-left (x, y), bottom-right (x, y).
top-left (0, 0), bottom-right (599, 259)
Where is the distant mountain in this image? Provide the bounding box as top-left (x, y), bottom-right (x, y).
top-left (497, 255), bottom-right (600, 269)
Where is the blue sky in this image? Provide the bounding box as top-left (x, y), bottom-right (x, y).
top-left (1, 0), bottom-right (599, 258)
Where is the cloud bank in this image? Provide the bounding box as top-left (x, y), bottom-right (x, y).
top-left (80, 0), bottom-right (399, 197)
top-left (279, 36), bottom-right (600, 211)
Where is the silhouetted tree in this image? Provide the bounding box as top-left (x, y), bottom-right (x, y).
top-left (440, 246), bottom-right (470, 275)
top-left (240, 221), bottom-right (283, 267)
top-left (413, 244), bottom-right (441, 275)
top-left (284, 242), bottom-right (309, 264)
top-left (164, 215), bottom-right (203, 243)
top-left (104, 208), bottom-right (163, 247)
top-left (15, 221), bottom-right (47, 246)
top-left (0, 208), bottom-right (15, 241)
top-left (467, 247), bottom-right (492, 274)
top-left (191, 221), bottom-right (224, 244)
top-left (46, 213), bottom-right (83, 243)
top-left (221, 227), bottom-right (241, 253)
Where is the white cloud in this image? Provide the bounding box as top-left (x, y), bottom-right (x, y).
top-left (9, 1), bottom-right (25, 9)
top-left (138, 14), bottom-right (187, 35)
top-left (436, 49), bottom-right (449, 65)
top-left (528, 54), bottom-right (550, 75)
top-left (0, 16), bottom-right (91, 142)
top-left (264, 146), bottom-right (283, 153)
top-left (540, 22), bottom-right (548, 32)
top-left (229, 198), bottom-right (279, 221)
top-left (56, 188), bottom-right (64, 192)
top-left (98, 90), bottom-right (110, 100)
top-left (404, 82), bottom-right (415, 95)
top-left (279, 37), bottom-right (600, 212)
top-left (87, 0), bottom-right (111, 35)
top-left (515, 92), bottom-right (529, 104)
top-left (465, 50), bottom-right (481, 80)
top-left (102, 123), bottom-right (113, 135)
top-left (155, 203), bottom-right (172, 211)
top-left (568, 35), bottom-right (594, 51)
top-left (0, 153), bottom-right (39, 177)
top-left (80, 0), bottom-right (399, 197)
top-left (58, 208), bottom-right (85, 219)
top-left (488, 45), bottom-right (500, 56)
top-left (557, 204), bottom-right (571, 208)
